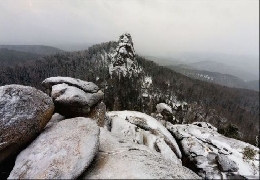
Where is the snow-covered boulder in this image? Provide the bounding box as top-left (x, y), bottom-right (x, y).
top-left (81, 128), bottom-right (199, 179)
top-left (42, 77), bottom-right (104, 119)
top-left (42, 76), bottom-right (99, 93)
top-left (156, 103), bottom-right (174, 123)
top-left (167, 123), bottom-right (259, 179)
top-left (51, 83), bottom-right (103, 117)
top-left (0, 85), bottom-right (54, 163)
top-left (109, 114), bottom-right (181, 164)
top-left (156, 103), bottom-right (172, 114)
top-left (8, 117), bottom-right (100, 179)
top-left (107, 111), bottom-right (182, 159)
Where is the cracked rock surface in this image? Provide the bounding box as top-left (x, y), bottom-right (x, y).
top-left (167, 122), bottom-right (259, 179)
top-left (81, 128), bottom-right (199, 179)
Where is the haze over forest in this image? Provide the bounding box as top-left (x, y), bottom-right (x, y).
top-left (0, 0), bottom-right (259, 77)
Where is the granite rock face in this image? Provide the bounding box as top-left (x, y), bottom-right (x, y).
top-left (81, 128), bottom-right (200, 179)
top-left (109, 33), bottom-right (141, 77)
top-left (8, 117), bottom-right (100, 179)
top-left (107, 111), bottom-right (182, 159)
top-left (0, 84), bottom-right (54, 163)
top-left (167, 122), bottom-right (259, 179)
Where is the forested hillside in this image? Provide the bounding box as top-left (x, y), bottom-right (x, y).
top-left (0, 41), bottom-right (258, 145)
top-left (0, 49), bottom-right (42, 67)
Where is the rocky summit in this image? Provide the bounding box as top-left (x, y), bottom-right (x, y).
top-left (109, 33), bottom-right (141, 77)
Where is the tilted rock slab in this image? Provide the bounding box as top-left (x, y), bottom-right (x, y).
top-left (8, 117), bottom-right (100, 179)
top-left (42, 76), bottom-right (99, 93)
top-left (167, 122), bottom-right (259, 179)
top-left (0, 85), bottom-right (54, 163)
top-left (81, 128), bottom-right (199, 179)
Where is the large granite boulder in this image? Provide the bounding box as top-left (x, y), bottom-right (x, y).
top-left (42, 77), bottom-right (104, 118)
top-left (0, 85), bottom-right (54, 163)
top-left (167, 122), bottom-right (259, 179)
top-left (8, 117), bottom-right (100, 179)
top-left (81, 128), bottom-right (200, 179)
top-left (51, 83), bottom-right (103, 117)
top-left (109, 114), bottom-right (180, 164)
top-left (107, 111), bottom-right (182, 159)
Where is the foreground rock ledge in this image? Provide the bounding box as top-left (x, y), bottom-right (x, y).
top-left (167, 123), bottom-right (259, 179)
top-left (0, 84), bottom-right (54, 163)
top-left (81, 128), bottom-right (200, 179)
top-left (8, 117), bottom-right (100, 179)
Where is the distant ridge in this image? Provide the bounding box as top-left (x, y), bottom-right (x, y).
top-left (0, 45), bottom-right (64, 55)
top-left (0, 49), bottom-right (42, 67)
top-left (144, 54), bottom-right (259, 81)
top-left (168, 65), bottom-right (259, 91)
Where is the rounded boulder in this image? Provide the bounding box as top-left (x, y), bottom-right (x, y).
top-left (0, 84), bottom-right (54, 163)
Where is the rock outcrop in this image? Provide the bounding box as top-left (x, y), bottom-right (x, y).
top-left (81, 128), bottom-right (200, 179)
top-left (0, 85), bottom-right (54, 163)
top-left (109, 33), bottom-right (141, 77)
top-left (107, 111), bottom-right (182, 159)
top-left (167, 122), bottom-right (259, 179)
top-left (8, 117), bottom-right (100, 179)
top-left (42, 77), bottom-right (104, 119)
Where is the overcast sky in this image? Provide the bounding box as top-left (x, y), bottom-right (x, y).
top-left (0, 0), bottom-right (259, 56)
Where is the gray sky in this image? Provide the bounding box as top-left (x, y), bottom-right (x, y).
top-left (0, 0), bottom-right (259, 56)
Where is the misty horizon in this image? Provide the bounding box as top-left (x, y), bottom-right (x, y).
top-left (1, 0), bottom-right (259, 56)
